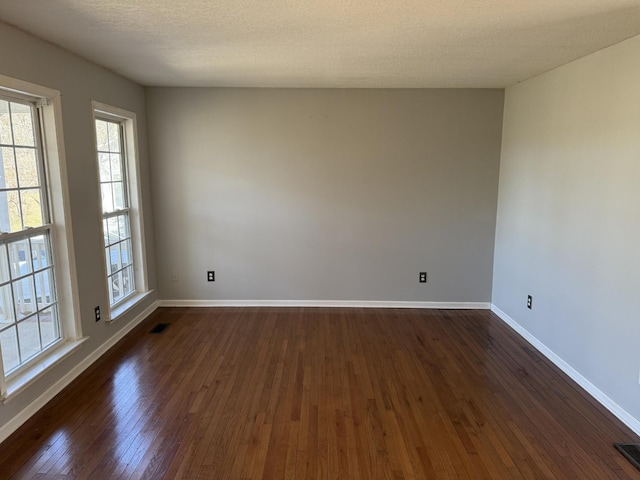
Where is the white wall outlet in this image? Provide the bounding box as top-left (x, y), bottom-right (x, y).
top-left (170, 272), bottom-right (179, 282)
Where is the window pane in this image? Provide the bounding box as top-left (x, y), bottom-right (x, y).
top-left (0, 283), bottom-right (15, 324)
top-left (0, 244), bottom-right (9, 284)
top-left (107, 216), bottom-right (120, 245)
top-left (0, 100), bottom-right (11, 144)
top-left (15, 148), bottom-right (39, 187)
top-left (18, 315), bottom-right (40, 361)
top-left (107, 122), bottom-right (121, 152)
top-left (113, 182), bottom-right (125, 210)
top-left (11, 103), bottom-right (35, 147)
top-left (39, 306), bottom-right (59, 348)
top-left (101, 183), bottom-right (114, 212)
top-left (8, 237), bottom-right (32, 278)
top-left (104, 246), bottom-right (112, 275)
top-left (35, 269), bottom-right (55, 309)
top-left (111, 271), bottom-right (123, 303)
top-left (14, 276), bottom-right (36, 319)
top-left (0, 326), bottom-right (19, 373)
top-left (1, 190), bottom-right (23, 232)
top-left (1, 146), bottom-right (18, 188)
top-left (107, 275), bottom-right (114, 305)
top-left (110, 243), bottom-right (122, 272)
top-left (122, 265), bottom-right (134, 298)
top-left (31, 234), bottom-right (51, 270)
top-left (110, 153), bottom-right (122, 181)
top-left (121, 239), bottom-right (132, 267)
top-left (98, 152), bottom-right (111, 182)
top-left (118, 215), bottom-right (129, 240)
top-left (21, 189), bottom-right (43, 228)
top-left (95, 120), bottom-right (109, 151)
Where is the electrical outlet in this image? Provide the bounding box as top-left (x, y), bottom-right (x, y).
top-left (419, 272), bottom-right (427, 283)
top-left (95, 306), bottom-right (101, 322)
top-left (170, 272), bottom-right (179, 282)
top-left (207, 271), bottom-right (215, 282)
top-left (527, 295), bottom-right (532, 309)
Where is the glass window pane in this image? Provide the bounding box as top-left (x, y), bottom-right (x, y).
top-left (35, 268), bottom-right (55, 309)
top-left (103, 218), bottom-right (110, 247)
top-left (109, 243), bottom-right (122, 272)
top-left (11, 102), bottom-right (35, 147)
top-left (101, 183), bottom-right (114, 212)
top-left (0, 283), bottom-right (15, 324)
top-left (21, 189), bottom-right (43, 228)
top-left (95, 120), bottom-right (109, 151)
top-left (39, 306), bottom-right (59, 348)
top-left (15, 148), bottom-right (39, 187)
top-left (98, 152), bottom-right (111, 182)
top-left (107, 275), bottom-right (114, 305)
top-left (8, 237), bottom-right (32, 278)
top-left (118, 214), bottom-right (129, 240)
top-left (18, 315), bottom-right (40, 361)
top-left (31, 234), bottom-right (51, 270)
top-left (113, 182), bottom-right (125, 210)
top-left (1, 146), bottom-right (18, 188)
top-left (111, 271), bottom-right (123, 303)
top-left (107, 122), bottom-right (121, 152)
top-left (14, 275), bottom-right (36, 319)
top-left (122, 265), bottom-right (134, 297)
top-left (121, 239), bottom-right (132, 268)
top-left (104, 246), bottom-right (112, 275)
top-left (0, 100), bottom-right (12, 144)
top-left (0, 326), bottom-right (19, 373)
top-left (0, 245), bottom-right (9, 284)
top-left (107, 216), bottom-right (119, 245)
top-left (110, 153), bottom-right (122, 181)
top-left (1, 190), bottom-right (23, 232)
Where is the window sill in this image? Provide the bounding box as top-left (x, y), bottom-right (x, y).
top-left (108, 290), bottom-right (154, 323)
top-left (3, 336), bottom-right (89, 403)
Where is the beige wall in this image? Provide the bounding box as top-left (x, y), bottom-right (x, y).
top-left (493, 35), bottom-right (640, 424)
top-left (147, 88), bottom-right (504, 302)
top-left (0, 23), bottom-right (157, 430)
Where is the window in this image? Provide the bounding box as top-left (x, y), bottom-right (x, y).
top-left (92, 102), bottom-right (148, 318)
top-left (0, 76), bottom-right (82, 396)
top-left (0, 96), bottom-right (60, 375)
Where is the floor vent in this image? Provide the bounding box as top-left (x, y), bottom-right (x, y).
top-left (614, 443), bottom-right (640, 470)
top-left (149, 323), bottom-right (170, 334)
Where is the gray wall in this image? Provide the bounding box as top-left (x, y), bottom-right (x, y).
top-left (147, 88), bottom-right (504, 302)
top-left (0, 23), bottom-right (157, 428)
top-left (493, 35), bottom-right (640, 422)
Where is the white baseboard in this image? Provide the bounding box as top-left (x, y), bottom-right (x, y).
top-left (158, 299), bottom-right (491, 309)
top-left (0, 300), bottom-right (159, 444)
top-left (491, 304), bottom-right (640, 437)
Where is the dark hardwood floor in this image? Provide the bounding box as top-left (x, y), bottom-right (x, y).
top-left (0, 307), bottom-right (638, 479)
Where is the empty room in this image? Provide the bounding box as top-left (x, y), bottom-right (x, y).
top-left (0, 1), bottom-right (639, 478)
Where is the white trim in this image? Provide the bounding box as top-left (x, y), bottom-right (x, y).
top-left (108, 290), bottom-right (154, 323)
top-left (0, 300), bottom-right (159, 445)
top-left (490, 304), bottom-right (640, 436)
top-left (158, 299), bottom-right (491, 309)
top-left (3, 337), bottom-right (88, 402)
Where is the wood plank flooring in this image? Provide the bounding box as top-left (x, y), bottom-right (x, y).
top-left (0, 307), bottom-right (638, 479)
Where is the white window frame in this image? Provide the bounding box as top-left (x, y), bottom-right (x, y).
top-left (91, 101), bottom-right (148, 322)
top-left (0, 74), bottom-right (84, 401)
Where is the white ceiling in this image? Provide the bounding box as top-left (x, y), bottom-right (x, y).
top-left (1, 0), bottom-right (640, 88)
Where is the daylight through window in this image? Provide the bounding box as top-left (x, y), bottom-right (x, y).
top-left (0, 96), bottom-right (60, 375)
top-left (95, 118), bottom-right (135, 307)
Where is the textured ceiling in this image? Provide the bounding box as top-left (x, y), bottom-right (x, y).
top-left (1, 0), bottom-right (640, 88)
